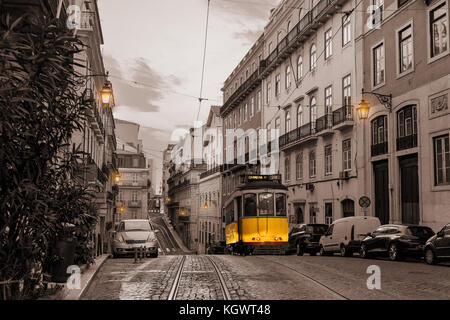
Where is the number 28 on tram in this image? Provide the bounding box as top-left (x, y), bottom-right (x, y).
top-left (223, 175), bottom-right (289, 255)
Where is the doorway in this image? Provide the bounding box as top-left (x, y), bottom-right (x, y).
top-left (373, 160), bottom-right (389, 225)
top-left (400, 154), bottom-right (419, 224)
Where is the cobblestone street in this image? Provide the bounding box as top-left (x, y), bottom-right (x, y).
top-left (81, 254), bottom-right (450, 300)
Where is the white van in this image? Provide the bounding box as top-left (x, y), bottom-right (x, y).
top-left (319, 216), bottom-right (381, 257)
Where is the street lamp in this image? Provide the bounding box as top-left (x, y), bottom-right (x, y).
top-left (119, 204), bottom-right (125, 213)
top-left (113, 172), bottom-right (121, 184)
top-left (100, 81), bottom-right (113, 106)
top-left (357, 89), bottom-right (392, 120)
top-left (203, 202), bottom-right (209, 209)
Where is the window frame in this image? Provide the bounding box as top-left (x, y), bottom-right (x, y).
top-left (325, 28), bottom-right (333, 59)
top-left (428, 1), bottom-right (449, 63)
top-left (342, 15), bottom-right (351, 46)
top-left (372, 41), bottom-right (385, 88)
top-left (310, 43), bottom-right (317, 71)
top-left (309, 149), bottom-right (316, 178)
top-left (397, 22), bottom-right (414, 76)
top-left (325, 144), bottom-right (333, 176)
top-left (434, 134), bottom-right (450, 186)
top-left (343, 139), bottom-right (352, 171)
top-left (296, 151), bottom-right (303, 180)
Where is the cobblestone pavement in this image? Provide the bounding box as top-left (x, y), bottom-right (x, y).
top-left (81, 254), bottom-right (450, 300)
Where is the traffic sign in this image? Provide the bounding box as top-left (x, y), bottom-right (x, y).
top-left (359, 196), bottom-right (371, 208)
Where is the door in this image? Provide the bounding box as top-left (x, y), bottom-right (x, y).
top-left (373, 160), bottom-right (389, 225)
top-left (400, 155), bottom-right (419, 225)
top-left (295, 205), bottom-right (304, 224)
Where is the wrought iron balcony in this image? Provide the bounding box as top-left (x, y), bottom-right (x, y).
top-left (371, 142), bottom-right (388, 157)
top-left (279, 123), bottom-right (317, 150)
top-left (315, 113), bottom-right (333, 136)
top-left (332, 105), bottom-right (354, 130)
top-left (397, 134), bottom-right (417, 151)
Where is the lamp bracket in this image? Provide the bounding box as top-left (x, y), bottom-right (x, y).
top-left (361, 89), bottom-right (392, 112)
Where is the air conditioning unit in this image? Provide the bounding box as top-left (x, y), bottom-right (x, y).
top-left (339, 171), bottom-right (350, 180)
top-left (305, 183), bottom-right (315, 191)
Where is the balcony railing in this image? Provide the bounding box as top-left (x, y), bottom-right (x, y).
top-left (332, 105), bottom-right (353, 126)
top-left (397, 134), bottom-right (417, 151)
top-left (128, 200), bottom-right (142, 208)
top-left (221, 0), bottom-right (339, 116)
top-left (279, 123), bottom-right (316, 149)
top-left (316, 114), bottom-right (333, 133)
top-left (199, 165), bottom-right (224, 179)
top-left (371, 142), bottom-right (388, 157)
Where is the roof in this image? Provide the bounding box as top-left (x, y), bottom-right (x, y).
top-left (236, 181), bottom-right (288, 191)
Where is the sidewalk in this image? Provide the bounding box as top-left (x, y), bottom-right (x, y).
top-left (39, 254), bottom-right (109, 300)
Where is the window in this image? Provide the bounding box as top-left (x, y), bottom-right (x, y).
top-left (275, 74), bottom-right (281, 96)
top-left (430, 2), bottom-right (448, 58)
top-left (325, 203), bottom-right (333, 225)
top-left (397, 105), bottom-right (417, 142)
top-left (250, 97), bottom-right (254, 118)
top-left (257, 90), bottom-right (261, 111)
top-left (286, 65), bottom-right (292, 89)
top-left (244, 193), bottom-right (257, 216)
top-left (434, 134), bottom-right (450, 185)
top-left (259, 193), bottom-right (274, 216)
top-left (267, 81), bottom-right (271, 104)
top-left (325, 145), bottom-right (332, 175)
top-left (373, 43), bottom-right (385, 86)
top-left (297, 104), bottom-right (303, 127)
top-left (276, 194), bottom-right (286, 216)
top-left (310, 44), bottom-right (317, 70)
top-left (372, 0), bottom-right (384, 26)
top-left (234, 112), bottom-right (237, 128)
top-left (343, 139), bottom-right (352, 171)
top-left (309, 149), bottom-right (316, 178)
top-left (342, 15), bottom-right (351, 46)
top-left (285, 111), bottom-right (291, 133)
top-left (287, 21), bottom-right (291, 32)
top-left (310, 96), bottom-right (317, 131)
top-left (244, 103), bottom-right (248, 121)
top-left (268, 42), bottom-right (272, 54)
top-left (399, 25), bottom-right (413, 73)
top-left (285, 156), bottom-right (291, 182)
top-left (296, 152), bottom-right (303, 180)
top-left (309, 204), bottom-right (317, 223)
top-left (371, 116), bottom-right (388, 155)
top-left (275, 117), bottom-right (281, 130)
top-left (343, 74), bottom-right (351, 107)
top-left (132, 173), bottom-right (138, 183)
top-left (325, 28), bottom-right (333, 59)
top-left (132, 157), bottom-right (139, 168)
top-left (342, 199), bottom-right (355, 217)
top-left (132, 191), bottom-right (138, 202)
top-left (325, 86), bottom-right (332, 115)
top-left (297, 56), bottom-right (303, 81)
top-left (267, 123), bottom-right (271, 143)
top-left (238, 108), bottom-right (242, 125)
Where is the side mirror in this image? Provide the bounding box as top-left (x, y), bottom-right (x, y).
top-left (437, 230), bottom-right (444, 238)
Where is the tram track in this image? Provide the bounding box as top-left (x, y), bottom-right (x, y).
top-left (255, 256), bottom-right (351, 300)
top-left (167, 255), bottom-right (231, 300)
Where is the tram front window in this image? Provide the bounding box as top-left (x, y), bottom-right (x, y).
top-left (259, 193), bottom-right (274, 216)
top-left (276, 193), bottom-right (286, 216)
top-left (244, 193), bottom-right (257, 216)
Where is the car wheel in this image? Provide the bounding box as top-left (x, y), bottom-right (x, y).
top-left (360, 244), bottom-right (369, 259)
top-left (296, 243), bottom-right (304, 256)
top-left (424, 248), bottom-right (437, 265)
top-left (388, 243), bottom-right (400, 261)
top-left (340, 245), bottom-right (347, 257)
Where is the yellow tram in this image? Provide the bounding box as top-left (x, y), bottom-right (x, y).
top-left (224, 174), bottom-right (289, 255)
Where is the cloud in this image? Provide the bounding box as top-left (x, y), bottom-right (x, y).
top-left (233, 28), bottom-right (263, 46)
top-left (103, 55), bottom-right (183, 113)
top-left (213, 0), bottom-right (280, 22)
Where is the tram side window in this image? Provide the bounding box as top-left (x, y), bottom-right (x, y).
top-left (259, 193), bottom-right (274, 216)
top-left (225, 203), bottom-right (234, 224)
top-left (244, 193), bottom-right (257, 217)
top-left (236, 196), bottom-right (242, 219)
top-left (276, 193), bottom-right (286, 216)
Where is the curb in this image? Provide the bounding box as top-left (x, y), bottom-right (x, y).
top-left (39, 254), bottom-right (109, 300)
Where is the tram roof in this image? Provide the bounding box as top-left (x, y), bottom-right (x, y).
top-left (236, 181), bottom-right (288, 191)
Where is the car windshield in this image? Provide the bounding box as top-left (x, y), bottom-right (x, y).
top-left (306, 225), bottom-right (328, 234)
top-left (123, 221), bottom-right (151, 231)
top-left (405, 226), bottom-right (434, 238)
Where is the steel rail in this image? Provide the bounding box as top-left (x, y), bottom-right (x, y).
top-left (205, 256), bottom-right (232, 300)
top-left (167, 255), bottom-right (186, 300)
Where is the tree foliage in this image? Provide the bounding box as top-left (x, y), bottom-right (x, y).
top-left (0, 13), bottom-right (98, 299)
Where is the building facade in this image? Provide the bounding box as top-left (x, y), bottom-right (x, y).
top-left (198, 106), bottom-right (224, 253)
top-left (358, 0), bottom-right (450, 231)
top-left (115, 121), bottom-right (151, 222)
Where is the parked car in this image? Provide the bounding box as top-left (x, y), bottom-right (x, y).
top-left (207, 241), bottom-right (227, 254)
top-left (320, 216), bottom-right (381, 257)
top-left (424, 223), bottom-right (450, 265)
top-left (112, 219), bottom-right (159, 258)
top-left (287, 224), bottom-right (329, 256)
top-left (359, 224), bottom-right (435, 261)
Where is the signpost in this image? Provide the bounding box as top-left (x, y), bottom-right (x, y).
top-left (359, 196), bottom-right (371, 216)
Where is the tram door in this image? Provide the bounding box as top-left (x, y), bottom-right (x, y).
top-left (236, 196), bottom-right (242, 241)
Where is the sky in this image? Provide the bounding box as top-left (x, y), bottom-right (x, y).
top-left (97, 0), bottom-right (280, 193)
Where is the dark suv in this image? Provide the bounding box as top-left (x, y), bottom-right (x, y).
top-left (424, 223), bottom-right (450, 265)
top-left (287, 224), bottom-right (329, 256)
top-left (360, 224), bottom-right (435, 261)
